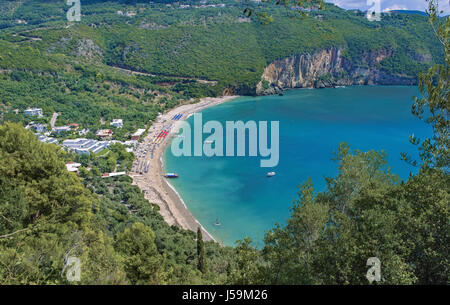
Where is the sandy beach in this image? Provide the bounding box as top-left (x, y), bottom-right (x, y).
top-left (131, 96), bottom-right (239, 242)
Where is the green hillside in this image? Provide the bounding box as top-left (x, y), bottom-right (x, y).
top-left (0, 0), bottom-right (448, 285)
top-left (0, 1), bottom-right (444, 86)
top-left (0, 1), bottom-right (444, 130)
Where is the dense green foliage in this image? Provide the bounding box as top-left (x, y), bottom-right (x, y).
top-left (197, 227), bottom-right (207, 274)
top-left (251, 144), bottom-right (449, 284)
top-left (0, 123), bottom-right (234, 284)
top-left (0, 36), bottom-right (209, 140)
top-left (0, 122), bottom-right (124, 284)
top-left (81, 171), bottom-right (235, 284)
top-left (0, 0), bottom-right (448, 285)
top-left (69, 142), bottom-right (135, 173)
top-left (0, 0), bottom-right (444, 91)
top-left (408, 1), bottom-right (449, 170)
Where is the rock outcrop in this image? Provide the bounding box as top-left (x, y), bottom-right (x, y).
top-left (255, 47), bottom-right (418, 95)
top-left (75, 38), bottom-right (103, 61)
top-left (48, 37), bottom-right (103, 62)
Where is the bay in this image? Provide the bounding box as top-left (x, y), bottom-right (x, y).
top-left (164, 86), bottom-right (431, 246)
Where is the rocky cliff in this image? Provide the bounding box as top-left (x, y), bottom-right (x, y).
top-left (255, 47), bottom-right (418, 95)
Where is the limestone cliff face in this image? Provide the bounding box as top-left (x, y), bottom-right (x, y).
top-left (256, 47), bottom-right (417, 95)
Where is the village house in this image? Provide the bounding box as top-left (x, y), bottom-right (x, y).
top-left (131, 128), bottom-right (145, 141)
top-left (66, 162), bottom-right (82, 173)
top-left (110, 119), bottom-right (123, 128)
top-left (96, 129), bottom-right (113, 139)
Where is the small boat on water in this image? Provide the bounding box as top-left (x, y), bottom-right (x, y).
top-left (267, 171), bottom-right (276, 177)
top-left (204, 140), bottom-right (213, 144)
top-left (214, 218), bottom-right (221, 226)
top-left (165, 173), bottom-right (179, 178)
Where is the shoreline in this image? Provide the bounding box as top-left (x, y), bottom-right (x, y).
top-left (131, 95), bottom-right (239, 242)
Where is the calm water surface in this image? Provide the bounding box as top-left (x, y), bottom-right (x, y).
top-left (164, 86), bottom-right (430, 246)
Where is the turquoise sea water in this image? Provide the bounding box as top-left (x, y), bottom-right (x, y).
top-left (164, 86), bottom-right (431, 247)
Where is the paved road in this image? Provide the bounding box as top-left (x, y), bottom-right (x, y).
top-left (110, 65), bottom-right (218, 85)
top-left (50, 112), bottom-right (58, 130)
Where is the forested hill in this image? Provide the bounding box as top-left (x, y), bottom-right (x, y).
top-left (0, 1), bottom-right (448, 285)
top-left (0, 0), bottom-right (444, 95)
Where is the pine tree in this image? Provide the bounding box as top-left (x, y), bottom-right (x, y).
top-left (196, 227), bottom-right (207, 273)
top-left (404, 0), bottom-right (450, 169)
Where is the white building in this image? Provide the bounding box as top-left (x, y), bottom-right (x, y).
top-left (96, 129), bottom-right (113, 139)
top-left (62, 138), bottom-right (110, 155)
top-left (24, 108), bottom-right (43, 118)
top-left (36, 134), bottom-right (58, 144)
top-left (66, 162), bottom-right (82, 173)
top-left (29, 123), bottom-right (47, 133)
top-left (102, 172), bottom-right (127, 178)
top-left (110, 119), bottom-right (123, 128)
top-left (131, 128), bottom-right (146, 140)
top-left (110, 140), bottom-right (138, 152)
top-left (53, 126), bottom-right (71, 134)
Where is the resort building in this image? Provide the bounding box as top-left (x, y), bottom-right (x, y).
top-left (36, 134), bottom-right (58, 145)
top-left (131, 128), bottom-right (146, 141)
top-left (110, 140), bottom-right (138, 152)
top-left (96, 129), bottom-right (113, 139)
top-left (110, 139), bottom-right (137, 145)
top-left (62, 138), bottom-right (110, 155)
top-left (33, 123), bottom-right (47, 133)
top-left (102, 172), bottom-right (127, 178)
top-left (24, 108), bottom-right (43, 118)
top-left (110, 119), bottom-right (123, 128)
top-left (66, 162), bottom-right (82, 173)
top-left (53, 126), bottom-right (71, 134)
top-left (26, 122), bottom-right (47, 133)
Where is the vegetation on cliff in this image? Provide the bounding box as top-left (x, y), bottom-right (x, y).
top-left (0, 0), bottom-right (448, 285)
top-left (0, 1), bottom-right (444, 95)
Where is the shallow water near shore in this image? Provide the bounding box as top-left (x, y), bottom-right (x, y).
top-left (164, 86), bottom-right (431, 247)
